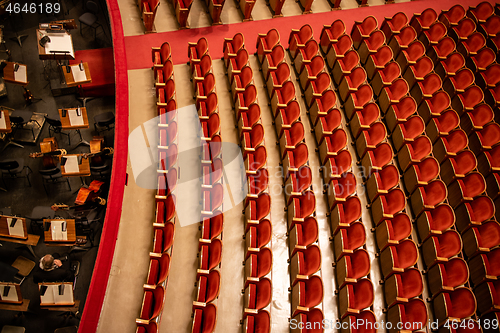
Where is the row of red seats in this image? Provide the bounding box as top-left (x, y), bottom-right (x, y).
top-left (188, 39), bottom-right (224, 333)
top-left (257, 29), bottom-right (327, 330)
top-left (223, 33), bottom-right (273, 333)
top-left (135, 42), bottom-right (179, 333)
top-left (290, 26), bottom-right (378, 330)
top-left (341, 18), bottom-right (432, 332)
top-left (138, 0), bottom-right (159, 33)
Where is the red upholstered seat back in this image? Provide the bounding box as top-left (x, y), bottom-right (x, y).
top-left (351, 279), bottom-right (374, 310)
top-left (443, 5), bottom-right (466, 25)
top-left (393, 96), bottom-right (417, 119)
top-left (479, 123), bottom-right (500, 147)
top-left (303, 276), bottom-right (323, 308)
top-left (372, 142), bottom-right (393, 167)
top-left (422, 180), bottom-right (447, 206)
top-left (358, 103), bottom-right (379, 126)
top-left (442, 52), bottom-right (465, 74)
top-left (396, 26), bottom-right (417, 46)
top-left (398, 268), bottom-right (423, 298)
top-left (404, 41), bottom-right (425, 62)
top-left (373, 46), bottom-right (393, 67)
top-left (388, 12), bottom-right (408, 32)
top-left (334, 34), bottom-right (353, 56)
top-left (401, 115), bottom-right (424, 139)
top-left (415, 156), bottom-right (439, 183)
top-left (464, 32), bottom-right (486, 53)
top-left (384, 188), bottom-right (405, 214)
top-left (409, 135), bottom-right (431, 160)
top-left (477, 221), bottom-right (500, 248)
top-left (357, 16), bottom-right (378, 36)
top-left (436, 230), bottom-right (462, 258)
top-left (429, 204), bottom-right (455, 231)
top-left (443, 258), bottom-right (469, 287)
top-left (340, 50), bottom-right (359, 72)
top-left (472, 47), bottom-right (496, 69)
top-left (469, 104), bottom-right (494, 127)
top-left (461, 172), bottom-right (486, 198)
top-left (256, 219), bottom-right (272, 248)
top-left (435, 37), bottom-right (455, 58)
top-left (298, 217), bottom-right (318, 246)
top-left (450, 150), bottom-right (477, 175)
top-left (259, 29), bottom-right (280, 50)
top-left (435, 110), bottom-right (459, 133)
top-left (394, 240), bottom-right (418, 268)
top-left (416, 8), bottom-right (437, 28)
top-left (448, 288), bottom-right (476, 319)
top-left (353, 84), bottom-right (373, 107)
top-left (381, 61), bottom-right (401, 83)
top-left (378, 164), bottom-right (399, 191)
top-left (366, 30), bottom-right (385, 50)
top-left (388, 212), bottom-right (412, 241)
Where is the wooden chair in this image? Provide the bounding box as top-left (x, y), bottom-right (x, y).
top-left (320, 19), bottom-right (346, 54)
top-left (379, 239), bottom-right (418, 279)
top-left (375, 212), bottom-right (412, 251)
top-left (386, 298), bottom-right (428, 333)
top-left (357, 30), bottom-right (385, 65)
top-left (245, 219), bottom-right (271, 257)
top-left (330, 196), bottom-right (361, 235)
top-left (462, 220), bottom-right (500, 258)
top-left (261, 45), bottom-right (285, 81)
top-left (426, 257), bottom-right (469, 296)
top-left (335, 249), bottom-right (370, 289)
top-left (279, 122), bottom-right (305, 159)
top-left (223, 33), bottom-right (245, 67)
top-left (243, 310), bottom-right (269, 333)
top-left (290, 245), bottom-right (321, 286)
top-left (344, 84), bottom-right (373, 120)
top-left (275, 101), bottom-right (301, 139)
top-left (244, 193), bottom-right (271, 232)
top-left (384, 268), bottom-right (423, 308)
top-left (381, 12), bottom-right (409, 42)
top-left (194, 270), bottom-right (220, 308)
top-left (318, 129), bottom-right (347, 166)
top-left (416, 203), bottom-right (455, 243)
top-left (191, 303), bottom-right (217, 333)
top-left (385, 96), bottom-right (417, 133)
top-left (288, 216), bottom-right (318, 257)
top-left (338, 278), bottom-right (374, 318)
top-left (433, 287), bottom-right (477, 327)
top-left (366, 164), bottom-right (399, 203)
top-left (290, 276), bottom-right (323, 318)
top-left (421, 230), bottom-right (462, 268)
top-left (419, 21), bottom-right (447, 49)
top-left (395, 40), bottom-right (425, 74)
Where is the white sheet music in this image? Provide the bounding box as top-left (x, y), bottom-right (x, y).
top-left (0, 284), bottom-right (19, 302)
top-left (68, 109), bottom-right (84, 126)
top-left (50, 220), bottom-right (68, 241)
top-left (13, 65), bottom-right (27, 84)
top-left (0, 112), bottom-right (6, 130)
top-left (71, 65), bottom-right (87, 83)
top-left (63, 155), bottom-right (79, 174)
top-left (40, 284), bottom-right (74, 304)
top-left (44, 32), bottom-right (75, 58)
top-left (7, 218), bottom-right (25, 237)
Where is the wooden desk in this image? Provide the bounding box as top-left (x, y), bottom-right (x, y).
top-left (58, 107), bottom-right (89, 130)
top-left (43, 219), bottom-right (76, 245)
top-left (0, 299), bottom-right (30, 312)
top-left (0, 234), bottom-right (40, 258)
top-left (40, 299), bottom-right (80, 312)
top-left (0, 215), bottom-right (28, 240)
top-left (3, 62), bottom-right (28, 86)
top-left (0, 109), bottom-right (12, 133)
top-left (60, 155), bottom-right (91, 177)
top-left (63, 63), bottom-right (92, 87)
top-left (37, 29), bottom-right (75, 60)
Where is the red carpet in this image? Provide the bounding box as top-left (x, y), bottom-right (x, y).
top-left (77, 0), bottom-right (129, 331)
top-left (70, 48), bottom-right (115, 97)
top-left (124, 0), bottom-right (497, 69)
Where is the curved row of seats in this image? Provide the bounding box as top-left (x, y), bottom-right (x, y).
top-left (256, 28), bottom-right (327, 331)
top-left (187, 38), bottom-right (226, 333)
top-left (284, 24), bottom-right (379, 330)
top-left (135, 42), bottom-right (178, 333)
top-left (333, 16), bottom-right (432, 332)
top-left (222, 33), bottom-right (274, 333)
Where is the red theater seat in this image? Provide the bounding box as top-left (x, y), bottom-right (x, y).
top-left (366, 164), bottom-right (400, 202)
top-left (294, 40), bottom-right (320, 74)
top-left (379, 78), bottom-right (409, 113)
top-left (152, 222), bottom-right (175, 254)
top-left (256, 29), bottom-right (280, 64)
top-left (332, 49), bottom-right (359, 86)
top-left (418, 90), bottom-right (451, 124)
top-left (485, 85), bottom-right (500, 109)
top-left (291, 275), bottom-right (323, 317)
top-left (198, 238), bottom-right (222, 275)
top-left (468, 248), bottom-right (500, 286)
top-left (462, 221), bottom-right (500, 258)
top-left (304, 73), bottom-right (332, 109)
top-left (461, 103), bottom-right (494, 134)
top-left (433, 288), bottom-right (477, 326)
top-left (283, 166), bottom-right (312, 205)
top-left (326, 34), bottom-right (353, 70)
top-left (309, 90), bottom-right (337, 126)
top-left (350, 103), bottom-right (380, 139)
top-left (289, 24), bottom-right (314, 60)
top-left (200, 214), bottom-right (223, 244)
top-left (283, 143), bottom-right (309, 181)
top-left (365, 45), bottom-right (393, 80)
top-left (289, 216), bottom-right (318, 257)
top-left (420, 21), bottom-right (447, 49)
top-left (435, 52), bottom-right (465, 79)
top-left (351, 16), bottom-right (378, 50)
top-left (397, 135), bottom-right (432, 172)
top-left (270, 81), bottom-right (296, 118)
top-left (228, 49), bottom-right (249, 84)
top-left (290, 308), bottom-right (324, 333)
top-left (245, 169), bottom-right (269, 207)
top-left (323, 150), bottom-right (352, 185)
top-left (318, 129), bottom-right (347, 166)
top-left (387, 298), bottom-right (428, 333)
top-left (360, 142), bottom-right (393, 176)
top-left (474, 280), bottom-right (500, 316)
top-left (455, 195), bottom-right (495, 233)
top-left (468, 1), bottom-right (494, 23)
top-left (381, 12), bottom-right (409, 41)
top-left (416, 203), bottom-right (455, 242)
top-left (426, 110), bottom-right (460, 144)
top-left (244, 146), bottom-right (267, 176)
top-left (410, 72), bottom-right (442, 105)
top-left (152, 42), bottom-right (171, 69)
top-left (314, 108), bottom-right (342, 145)
top-left (410, 179), bottom-right (447, 216)
top-left (155, 59), bottom-right (174, 86)
top-left (469, 122), bottom-right (500, 155)
top-left (388, 26), bottom-right (417, 58)
top-left (146, 252), bottom-right (171, 286)
top-left (298, 56), bottom-right (325, 92)
top-left (290, 245), bottom-right (321, 286)
top-left (287, 190), bottom-right (316, 227)
top-left (403, 156), bottom-right (440, 194)
top-left (267, 62), bottom-right (291, 98)
top-left (372, 61), bottom-right (402, 97)
top-left (428, 37), bottom-right (456, 64)
top-left (262, 45), bottom-right (285, 81)
top-left (411, 7), bottom-right (438, 35)
top-left (476, 63), bottom-right (500, 90)
top-left (478, 144), bottom-right (500, 175)
top-left (194, 270), bottom-right (220, 307)
top-left (448, 172), bottom-right (486, 208)
top-left (371, 188), bottom-right (406, 226)
top-left (375, 212), bottom-right (412, 251)
top-left (338, 67), bottom-right (367, 103)
top-left (155, 193), bottom-right (176, 224)
top-left (392, 115), bottom-right (425, 152)
top-left (341, 310), bottom-right (377, 333)
top-left (243, 278), bottom-right (272, 312)
top-left (422, 230), bottom-right (462, 268)
top-left (480, 14), bottom-right (500, 38)
top-left (355, 122), bottom-right (387, 158)
top-left (384, 268), bottom-right (423, 307)
top-left (231, 66), bottom-right (254, 100)
top-left (336, 249), bottom-right (370, 289)
top-left (403, 56), bottom-right (433, 90)
top-left (358, 30), bottom-right (386, 65)
top-left (245, 219), bottom-right (272, 257)
top-left (440, 4), bottom-right (466, 28)
top-left (344, 84), bottom-right (373, 120)
top-left (242, 124), bottom-right (264, 158)
top-left (330, 196), bottom-right (362, 234)
top-left (244, 193), bottom-right (271, 231)
top-left (442, 68), bottom-right (474, 99)
top-left (432, 129), bottom-right (468, 164)
top-left (275, 101), bottom-right (301, 139)
top-left (338, 278), bottom-right (374, 318)
top-left (136, 322), bottom-right (157, 333)
top-left (449, 17), bottom-right (476, 43)
top-left (238, 103), bottom-right (260, 137)
top-left (320, 19), bottom-right (346, 54)
top-left (427, 257), bottom-right (469, 295)
top-left (223, 33), bottom-right (245, 67)
top-left (188, 38), bottom-right (209, 69)
top-left (327, 172), bottom-right (357, 210)
top-left (191, 303), bottom-right (217, 333)
top-left (136, 285), bottom-right (165, 325)
top-left (243, 310), bottom-right (270, 333)
top-left (385, 96), bottom-right (417, 132)
top-left (279, 122), bottom-right (305, 159)
top-left (192, 54), bottom-right (213, 90)
top-left (245, 248), bottom-right (272, 286)
top-left (458, 32), bottom-right (486, 58)
top-left (380, 239), bottom-right (418, 279)
top-left (469, 47), bottom-right (496, 74)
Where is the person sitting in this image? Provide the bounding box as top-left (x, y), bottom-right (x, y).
top-left (32, 253), bottom-right (73, 283)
